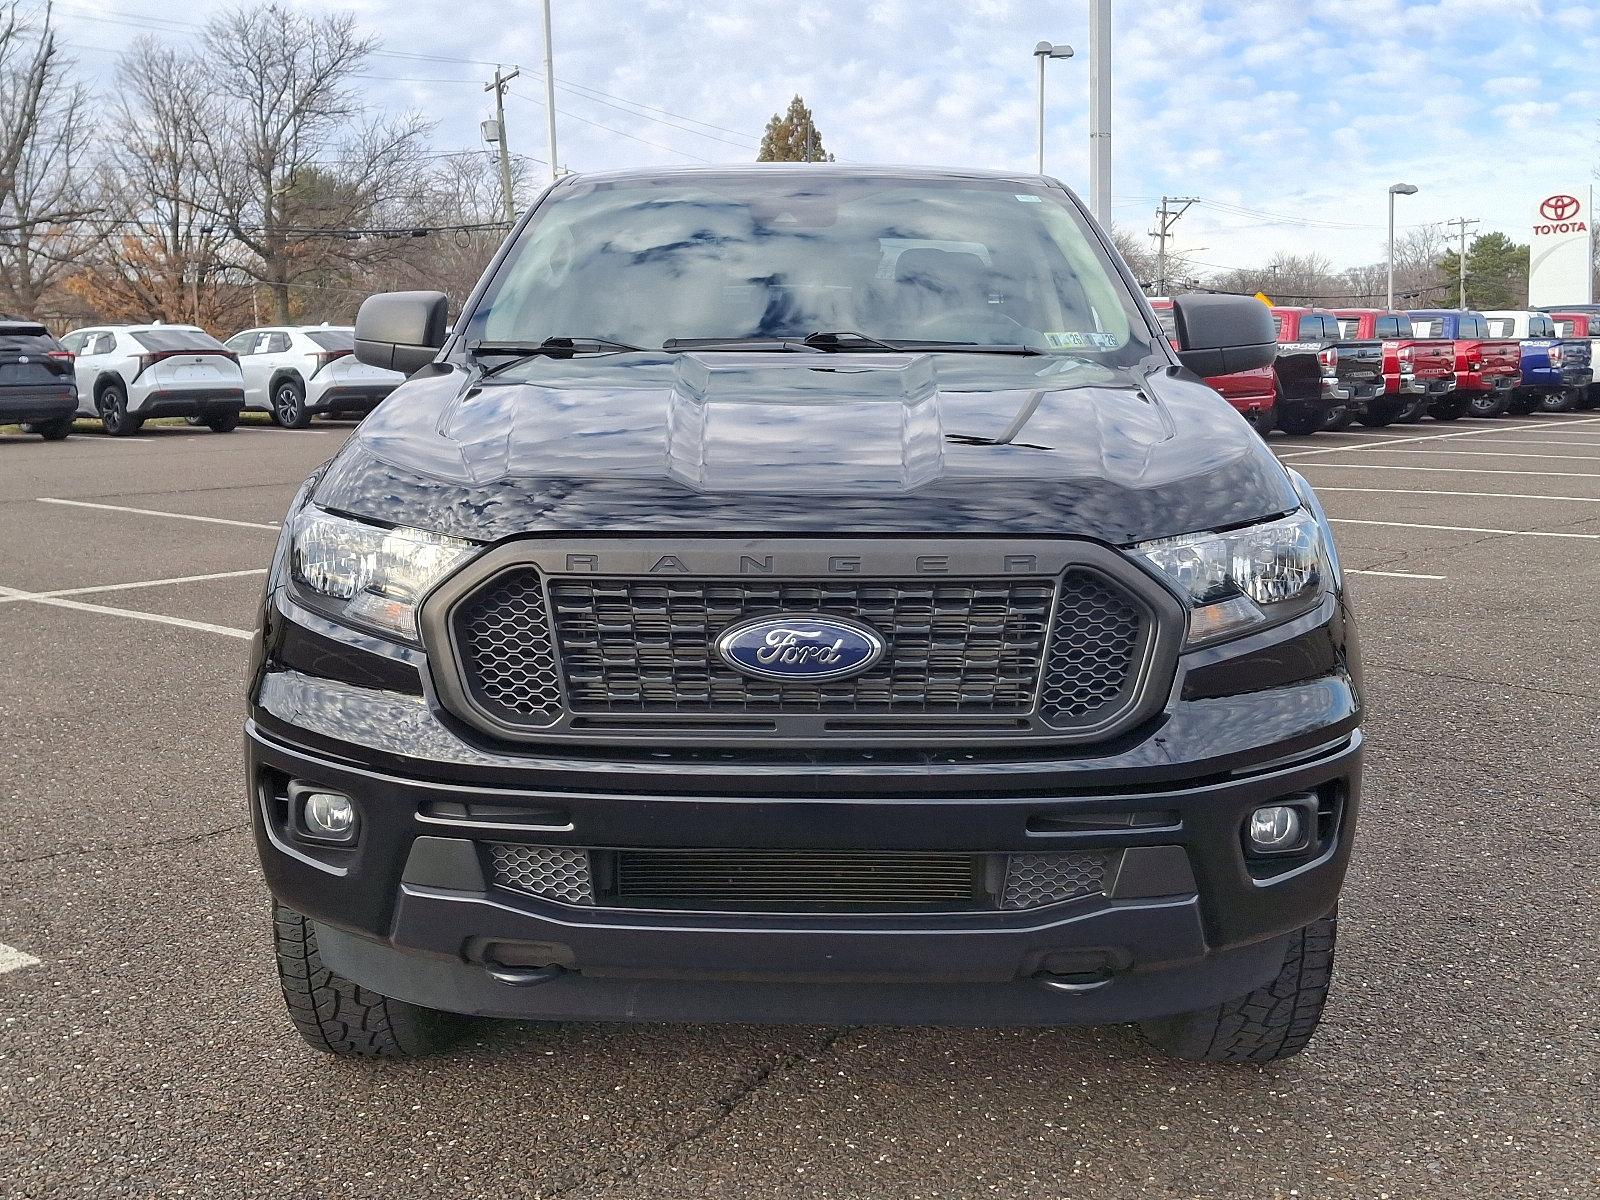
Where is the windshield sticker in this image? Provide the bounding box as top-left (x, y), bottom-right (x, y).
top-left (1015, 194), bottom-right (1042, 202)
top-left (1043, 331), bottom-right (1119, 349)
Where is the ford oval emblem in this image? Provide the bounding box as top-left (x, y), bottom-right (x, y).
top-left (716, 614), bottom-right (885, 683)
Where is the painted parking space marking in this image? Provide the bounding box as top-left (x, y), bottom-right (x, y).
top-left (1328, 518), bottom-right (1600, 541)
top-left (0, 584), bottom-right (253, 639)
top-left (0, 568), bottom-right (269, 604)
top-left (1315, 486), bottom-right (1600, 504)
top-left (1346, 569), bottom-right (1446, 579)
top-left (1339, 447), bottom-right (1600, 462)
top-left (1298, 463), bottom-right (1600, 479)
top-left (36, 497), bottom-right (279, 530)
top-left (0, 943), bottom-right (41, 975)
top-left (1277, 415), bottom-right (1600, 460)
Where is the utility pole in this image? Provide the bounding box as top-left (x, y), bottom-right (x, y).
top-left (1445, 216), bottom-right (1479, 309)
top-left (1150, 196), bottom-right (1197, 296)
top-left (540, 0), bottom-right (559, 183)
top-left (484, 66), bottom-right (520, 223)
top-left (1088, 0), bottom-right (1111, 224)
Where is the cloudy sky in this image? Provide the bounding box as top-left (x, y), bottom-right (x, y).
top-left (45, 0), bottom-right (1600, 273)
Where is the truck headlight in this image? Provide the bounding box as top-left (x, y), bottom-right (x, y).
top-left (289, 506), bottom-right (477, 640)
top-left (1132, 510), bottom-right (1328, 646)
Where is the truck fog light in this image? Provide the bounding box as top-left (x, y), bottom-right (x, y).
top-left (302, 791), bottom-right (357, 843)
top-left (1246, 804), bottom-right (1304, 854)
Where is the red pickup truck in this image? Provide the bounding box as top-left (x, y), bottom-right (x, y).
top-left (1150, 297), bottom-right (1275, 432)
top-left (1332, 309), bottom-right (1454, 425)
top-left (1405, 310), bottom-right (1522, 418)
top-left (1547, 311), bottom-right (1600, 410)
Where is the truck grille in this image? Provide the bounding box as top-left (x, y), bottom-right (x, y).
top-left (485, 844), bottom-right (1113, 913)
top-left (446, 565), bottom-right (1146, 737)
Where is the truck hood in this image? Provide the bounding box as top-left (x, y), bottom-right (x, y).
top-left (313, 352), bottom-right (1299, 546)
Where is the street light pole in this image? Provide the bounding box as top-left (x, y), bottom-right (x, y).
top-left (540, 0), bottom-right (559, 183)
top-left (1032, 42), bottom-right (1073, 176)
top-left (1387, 182), bottom-right (1418, 310)
top-left (1089, 0), bottom-right (1111, 224)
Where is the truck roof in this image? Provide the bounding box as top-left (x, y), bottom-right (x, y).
top-left (560, 163), bottom-right (1059, 187)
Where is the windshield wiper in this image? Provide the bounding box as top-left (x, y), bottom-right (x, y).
top-left (661, 336), bottom-right (811, 353)
top-left (891, 340), bottom-right (1046, 356)
top-left (468, 337), bottom-right (648, 376)
top-left (802, 330), bottom-right (903, 352)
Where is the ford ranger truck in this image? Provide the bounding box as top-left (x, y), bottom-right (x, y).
top-left (1270, 306), bottom-right (1384, 434)
top-left (1483, 310), bottom-right (1590, 413)
top-left (1150, 297), bottom-right (1276, 433)
top-left (1405, 310), bottom-right (1522, 418)
top-left (1331, 309), bottom-right (1453, 425)
top-left (247, 166), bottom-right (1363, 1065)
top-left (1547, 312), bottom-right (1600, 409)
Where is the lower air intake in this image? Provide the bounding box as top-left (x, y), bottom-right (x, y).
top-left (485, 844), bottom-right (1113, 913)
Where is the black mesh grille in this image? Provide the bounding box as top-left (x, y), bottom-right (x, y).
top-left (453, 570), bottom-right (563, 727)
top-left (485, 844), bottom-right (1113, 912)
top-left (446, 563), bottom-right (1146, 736)
top-left (547, 577), bottom-right (1054, 714)
top-left (1039, 569), bottom-right (1143, 727)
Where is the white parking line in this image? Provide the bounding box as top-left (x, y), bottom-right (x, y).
top-left (1300, 462), bottom-right (1600, 479)
top-left (1459, 437), bottom-right (1600, 448)
top-left (0, 943), bottom-right (40, 975)
top-left (0, 585), bottom-right (253, 638)
top-left (1316, 486), bottom-right (1600, 504)
top-left (1329, 518), bottom-right (1600, 541)
top-left (36, 497), bottom-right (279, 530)
top-left (1344, 448), bottom-right (1600, 462)
top-left (1277, 415), bottom-right (1600, 460)
top-left (0, 568), bottom-right (268, 604)
top-left (1346, 569), bottom-right (1446, 579)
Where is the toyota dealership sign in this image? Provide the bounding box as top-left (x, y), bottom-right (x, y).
top-left (1528, 186), bottom-right (1593, 305)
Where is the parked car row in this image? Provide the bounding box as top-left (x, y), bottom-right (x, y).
top-left (1178, 302), bottom-right (1599, 438)
top-left (1, 320), bottom-right (405, 439)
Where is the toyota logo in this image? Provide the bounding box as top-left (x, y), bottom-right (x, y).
top-left (1540, 194), bottom-right (1581, 222)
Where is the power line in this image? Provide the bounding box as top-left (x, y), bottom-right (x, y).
top-left (506, 87), bottom-right (717, 163)
top-left (1150, 197), bottom-right (1197, 297)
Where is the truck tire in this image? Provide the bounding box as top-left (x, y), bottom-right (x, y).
top-left (1321, 406), bottom-right (1355, 431)
top-left (1537, 389), bottom-right (1575, 414)
top-left (1465, 391), bottom-right (1507, 418)
top-left (1275, 405), bottom-right (1325, 437)
top-left (1137, 910), bottom-right (1337, 1064)
top-left (272, 902), bottom-right (465, 1058)
top-left (1428, 396), bottom-right (1467, 421)
top-left (30, 416), bottom-right (74, 440)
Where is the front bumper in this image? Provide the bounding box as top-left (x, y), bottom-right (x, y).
top-left (247, 581), bottom-right (1363, 1026)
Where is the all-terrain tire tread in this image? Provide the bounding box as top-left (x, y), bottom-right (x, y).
top-left (271, 903), bottom-right (460, 1058)
top-left (1138, 911), bottom-right (1337, 1064)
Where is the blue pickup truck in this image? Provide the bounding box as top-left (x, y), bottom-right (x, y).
top-left (1483, 310), bottom-right (1593, 413)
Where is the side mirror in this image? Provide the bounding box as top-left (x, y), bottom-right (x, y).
top-left (354, 291), bottom-right (449, 373)
top-left (1169, 294), bottom-right (1277, 375)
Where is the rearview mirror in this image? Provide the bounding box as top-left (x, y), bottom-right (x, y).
top-left (1169, 294), bottom-right (1277, 375)
top-left (354, 291), bottom-right (449, 374)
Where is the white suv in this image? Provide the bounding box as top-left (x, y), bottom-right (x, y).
top-left (59, 324), bottom-right (245, 436)
top-left (224, 325), bottom-right (404, 428)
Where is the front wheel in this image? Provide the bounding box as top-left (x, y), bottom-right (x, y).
top-left (95, 382), bottom-right (142, 436)
top-left (270, 378), bottom-right (311, 429)
top-left (1138, 910), bottom-right (1338, 1064)
top-left (272, 903), bottom-right (465, 1058)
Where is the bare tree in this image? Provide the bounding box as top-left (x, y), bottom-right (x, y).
top-left (377, 152), bottom-right (521, 307)
top-left (189, 3), bottom-right (432, 321)
top-left (0, 3), bottom-right (101, 317)
top-left (64, 38), bottom-right (244, 327)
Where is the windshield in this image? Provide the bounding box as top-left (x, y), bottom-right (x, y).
top-left (462, 173), bottom-right (1152, 362)
top-left (132, 328), bottom-right (227, 352)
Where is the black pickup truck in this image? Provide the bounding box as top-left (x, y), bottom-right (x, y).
top-left (248, 166), bottom-right (1363, 1066)
top-left (1270, 306), bottom-right (1385, 433)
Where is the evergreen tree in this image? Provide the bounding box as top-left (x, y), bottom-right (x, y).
top-left (758, 95), bottom-right (834, 162)
top-left (1437, 232), bottom-right (1529, 310)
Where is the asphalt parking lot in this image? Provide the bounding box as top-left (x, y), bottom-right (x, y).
top-left (2, 416), bottom-right (1597, 1199)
